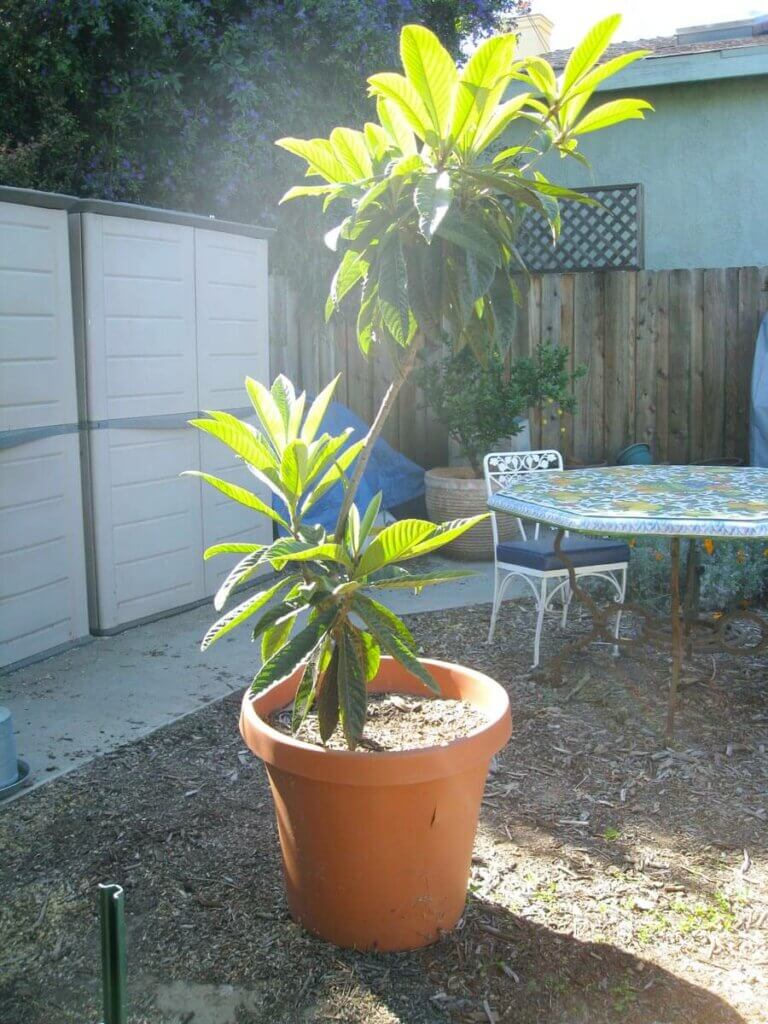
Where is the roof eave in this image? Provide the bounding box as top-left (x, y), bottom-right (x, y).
top-left (591, 44), bottom-right (768, 92)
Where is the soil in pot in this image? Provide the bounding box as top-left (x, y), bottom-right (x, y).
top-left (269, 692), bottom-right (488, 751)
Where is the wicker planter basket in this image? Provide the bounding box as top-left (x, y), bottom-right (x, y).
top-left (425, 467), bottom-right (517, 561)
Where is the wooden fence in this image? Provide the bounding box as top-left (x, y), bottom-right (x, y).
top-left (269, 266), bottom-right (768, 469)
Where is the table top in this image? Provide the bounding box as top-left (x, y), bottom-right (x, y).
top-left (487, 464), bottom-right (768, 539)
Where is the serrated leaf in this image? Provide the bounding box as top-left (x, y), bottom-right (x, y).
top-left (327, 250), bottom-right (367, 320)
top-left (573, 98), bottom-right (653, 135)
top-left (367, 73), bottom-right (431, 140)
top-left (414, 170), bottom-right (453, 241)
top-left (452, 33), bottom-right (517, 146)
top-left (264, 537), bottom-right (351, 568)
top-left (261, 612), bottom-right (297, 664)
top-left (270, 374), bottom-right (296, 432)
top-left (201, 575), bottom-right (299, 651)
top-left (275, 137), bottom-right (350, 183)
top-left (330, 126), bottom-right (373, 179)
top-left (203, 542), bottom-right (264, 561)
top-left (214, 549), bottom-right (267, 612)
top-left (369, 569), bottom-right (475, 590)
top-left (338, 625), bottom-right (368, 747)
top-left (399, 24), bottom-right (457, 136)
top-left (183, 471), bottom-right (287, 526)
top-left (406, 514), bottom-right (488, 558)
top-left (250, 607), bottom-right (337, 696)
top-left (280, 439), bottom-right (309, 496)
top-left (376, 96), bottom-right (417, 155)
top-left (245, 377), bottom-right (287, 451)
top-left (188, 414), bottom-right (277, 470)
top-left (357, 519), bottom-right (436, 577)
top-left (357, 630), bottom-right (381, 682)
top-left (279, 183), bottom-right (338, 204)
top-left (352, 595), bottom-right (439, 694)
top-left (300, 375), bottom-right (340, 443)
top-left (561, 50), bottom-right (651, 126)
top-left (378, 238), bottom-right (410, 345)
top-left (359, 491), bottom-right (382, 548)
top-left (301, 439), bottom-right (366, 512)
top-left (436, 212), bottom-right (501, 266)
top-left (316, 644), bottom-right (340, 741)
top-left (561, 14), bottom-right (622, 93)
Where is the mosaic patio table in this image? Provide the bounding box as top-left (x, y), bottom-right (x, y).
top-left (487, 464), bottom-right (768, 740)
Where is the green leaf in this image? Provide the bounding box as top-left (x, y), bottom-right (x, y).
top-left (326, 250), bottom-right (367, 320)
top-left (261, 612), bottom-right (297, 664)
top-left (214, 549), bottom-right (267, 612)
top-left (451, 33), bottom-right (517, 147)
top-left (407, 514), bottom-right (489, 558)
top-left (280, 439), bottom-right (309, 497)
top-left (345, 502), bottom-right (361, 553)
top-left (358, 491), bottom-right (382, 548)
top-left (364, 121), bottom-right (393, 161)
top-left (561, 14), bottom-right (622, 93)
top-left (414, 170), bottom-right (453, 241)
top-left (357, 630), bottom-right (381, 682)
top-left (338, 625), bottom-right (368, 747)
top-left (301, 439), bottom-right (366, 512)
top-left (378, 237), bottom-right (410, 345)
top-left (376, 96), bottom-right (417, 155)
top-left (399, 24), bottom-right (457, 136)
top-left (489, 271), bottom-right (518, 351)
top-left (561, 50), bottom-right (652, 126)
top-left (369, 569), bottom-right (475, 590)
top-left (316, 644), bottom-right (340, 742)
top-left (270, 375), bottom-right (296, 433)
top-left (183, 471), bottom-right (287, 526)
top-left (573, 98), bottom-right (653, 135)
top-left (435, 212), bottom-right (501, 267)
top-left (472, 93), bottom-right (532, 153)
top-left (352, 595), bottom-right (439, 695)
top-left (523, 56), bottom-right (558, 99)
top-left (300, 375), bottom-right (340, 443)
top-left (250, 607), bottom-right (337, 696)
top-left (291, 644), bottom-right (326, 733)
top-left (203, 542), bottom-right (264, 561)
top-left (188, 413), bottom-right (277, 470)
top-left (275, 137), bottom-right (350, 183)
top-left (264, 537), bottom-right (352, 568)
top-left (245, 377), bottom-right (287, 451)
top-left (357, 518), bottom-right (436, 577)
top-left (367, 73), bottom-right (430, 140)
top-left (201, 575), bottom-right (299, 651)
top-left (279, 183), bottom-right (338, 204)
top-left (330, 126), bottom-right (373, 179)
top-left (250, 600), bottom-right (305, 644)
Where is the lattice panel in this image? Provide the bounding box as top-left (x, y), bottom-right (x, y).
top-left (516, 184), bottom-right (644, 273)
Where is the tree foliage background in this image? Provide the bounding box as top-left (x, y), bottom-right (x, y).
top-left (0, 0), bottom-right (527, 294)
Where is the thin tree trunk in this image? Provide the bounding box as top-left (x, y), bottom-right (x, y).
top-left (334, 333), bottom-right (425, 540)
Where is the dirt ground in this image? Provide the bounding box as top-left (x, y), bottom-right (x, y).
top-left (1, 599), bottom-right (767, 1024)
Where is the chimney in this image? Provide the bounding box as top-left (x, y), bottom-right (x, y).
top-left (514, 13), bottom-right (554, 57)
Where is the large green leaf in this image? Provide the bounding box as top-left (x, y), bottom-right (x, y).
top-left (300, 375), bottom-right (340, 444)
top-left (183, 471), bottom-right (287, 526)
top-left (337, 625), bottom-right (368, 747)
top-left (574, 98), bottom-right (653, 135)
top-left (326, 251), bottom-right (368, 320)
top-left (357, 518), bottom-right (436, 577)
top-left (250, 607), bottom-right (337, 696)
top-left (330, 127), bottom-right (373, 179)
top-left (376, 97), bottom-right (417, 156)
top-left (264, 537), bottom-right (352, 568)
top-left (561, 50), bottom-right (651, 126)
top-left (414, 170), bottom-right (453, 241)
top-left (406, 514), bottom-right (488, 558)
top-left (316, 643), bottom-right (340, 741)
top-left (451, 33), bottom-right (517, 146)
top-left (261, 611), bottom-right (298, 664)
top-left (245, 376), bottom-right (287, 451)
top-left (201, 575), bottom-right (299, 651)
top-left (377, 237), bottom-right (410, 345)
top-left (280, 439), bottom-right (309, 497)
top-left (203, 542), bottom-right (264, 561)
top-left (489, 271), bottom-right (518, 351)
top-left (275, 137), bottom-right (350, 183)
top-left (214, 549), bottom-right (267, 611)
top-left (399, 24), bottom-right (457, 136)
top-left (352, 595), bottom-right (439, 694)
top-left (561, 14), bottom-right (622, 93)
top-left (436, 211), bottom-right (501, 266)
top-left (279, 183), bottom-right (338, 204)
top-left (367, 73), bottom-right (430, 140)
top-left (301, 439), bottom-right (366, 512)
top-left (358, 491), bottom-right (382, 548)
top-left (369, 569), bottom-right (474, 590)
top-left (270, 375), bottom-right (296, 433)
top-left (472, 93), bottom-right (532, 153)
top-left (188, 414), bottom-right (277, 471)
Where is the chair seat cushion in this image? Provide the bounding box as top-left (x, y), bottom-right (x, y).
top-left (496, 536), bottom-right (630, 572)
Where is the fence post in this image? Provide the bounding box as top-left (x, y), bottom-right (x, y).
top-left (99, 883), bottom-right (127, 1024)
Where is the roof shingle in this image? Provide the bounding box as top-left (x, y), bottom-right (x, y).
top-left (544, 32), bottom-right (768, 71)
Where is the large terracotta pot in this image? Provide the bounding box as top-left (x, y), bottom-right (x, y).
top-left (240, 656), bottom-right (512, 951)
top-left (425, 467), bottom-right (518, 560)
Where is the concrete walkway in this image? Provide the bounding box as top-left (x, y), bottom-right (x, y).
top-left (1, 559), bottom-right (506, 800)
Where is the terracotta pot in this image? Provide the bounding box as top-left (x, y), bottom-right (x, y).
top-left (425, 467), bottom-right (517, 560)
top-left (240, 656), bottom-right (512, 951)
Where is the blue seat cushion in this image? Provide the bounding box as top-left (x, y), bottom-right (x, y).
top-left (496, 536), bottom-right (630, 572)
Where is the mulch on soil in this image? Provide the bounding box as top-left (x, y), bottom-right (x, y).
top-left (1, 599), bottom-right (767, 1024)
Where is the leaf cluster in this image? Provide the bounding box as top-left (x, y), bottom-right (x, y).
top-left (188, 374), bottom-right (486, 749)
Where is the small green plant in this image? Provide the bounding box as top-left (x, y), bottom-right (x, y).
top-left (603, 826), bottom-right (620, 842)
top-left (187, 374), bottom-right (484, 749)
top-left (417, 345), bottom-right (583, 474)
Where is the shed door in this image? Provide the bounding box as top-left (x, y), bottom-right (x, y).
top-left (0, 202), bottom-right (89, 666)
top-left (194, 229), bottom-right (272, 597)
top-left (81, 213), bottom-right (204, 630)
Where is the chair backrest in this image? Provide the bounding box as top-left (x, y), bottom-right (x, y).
top-left (483, 449), bottom-right (564, 545)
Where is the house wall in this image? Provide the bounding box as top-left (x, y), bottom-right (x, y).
top-left (541, 75), bottom-right (768, 270)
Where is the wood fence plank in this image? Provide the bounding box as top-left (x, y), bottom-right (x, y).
top-left (737, 267), bottom-right (760, 462)
top-left (688, 270), bottom-right (705, 462)
top-left (723, 268), bottom-right (741, 459)
top-left (559, 274), bottom-right (575, 461)
top-left (540, 274), bottom-right (563, 452)
top-left (701, 269), bottom-right (726, 461)
top-left (667, 269), bottom-right (692, 463)
top-left (604, 271), bottom-right (636, 461)
top-left (572, 272), bottom-right (605, 462)
top-left (528, 276), bottom-right (543, 448)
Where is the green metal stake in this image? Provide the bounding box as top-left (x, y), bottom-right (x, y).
top-left (99, 883), bottom-right (127, 1024)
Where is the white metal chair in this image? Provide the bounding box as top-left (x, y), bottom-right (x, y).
top-left (484, 450), bottom-right (630, 667)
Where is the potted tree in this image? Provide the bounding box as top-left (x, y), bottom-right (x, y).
top-left (418, 344), bottom-right (582, 558)
top-left (188, 18), bottom-right (651, 951)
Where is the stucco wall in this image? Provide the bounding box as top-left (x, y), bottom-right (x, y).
top-left (541, 75), bottom-right (768, 270)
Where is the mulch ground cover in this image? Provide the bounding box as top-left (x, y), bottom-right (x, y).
top-left (1, 599), bottom-right (767, 1024)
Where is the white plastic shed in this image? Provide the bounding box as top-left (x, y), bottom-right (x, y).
top-left (0, 190), bottom-right (90, 667)
top-left (71, 200), bottom-right (273, 633)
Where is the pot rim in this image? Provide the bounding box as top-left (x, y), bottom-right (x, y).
top-left (240, 657), bottom-right (512, 787)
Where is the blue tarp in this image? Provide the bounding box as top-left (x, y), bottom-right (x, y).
top-left (750, 313), bottom-right (768, 467)
top-left (273, 400), bottom-right (425, 534)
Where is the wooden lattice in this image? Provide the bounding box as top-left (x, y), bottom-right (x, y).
top-left (516, 183), bottom-right (644, 273)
